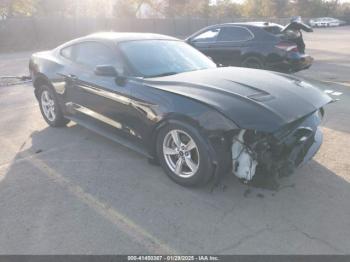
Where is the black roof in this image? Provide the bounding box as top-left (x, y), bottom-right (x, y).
top-left (185, 22), bottom-right (284, 40)
top-left (56, 32), bottom-right (179, 50)
top-left (217, 22), bottom-right (283, 28)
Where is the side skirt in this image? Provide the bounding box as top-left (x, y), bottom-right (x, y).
top-left (65, 104), bottom-right (152, 159)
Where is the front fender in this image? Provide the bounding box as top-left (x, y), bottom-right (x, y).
top-left (151, 107), bottom-right (239, 150)
top-left (151, 117), bottom-right (233, 185)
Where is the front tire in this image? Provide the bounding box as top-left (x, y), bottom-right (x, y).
top-left (156, 122), bottom-right (214, 187)
top-left (38, 85), bottom-right (70, 127)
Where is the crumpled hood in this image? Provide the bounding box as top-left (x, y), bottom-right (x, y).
top-left (142, 67), bottom-right (332, 132)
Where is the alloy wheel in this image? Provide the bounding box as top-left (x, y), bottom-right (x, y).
top-left (41, 90), bottom-right (56, 122)
top-left (162, 129), bottom-right (200, 178)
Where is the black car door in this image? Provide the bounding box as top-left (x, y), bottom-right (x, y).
top-left (62, 41), bottom-right (137, 139)
top-left (209, 26), bottom-right (254, 66)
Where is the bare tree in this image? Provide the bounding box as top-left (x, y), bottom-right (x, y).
top-left (0, 0), bottom-right (37, 17)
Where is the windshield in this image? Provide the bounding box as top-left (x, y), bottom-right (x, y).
top-left (119, 40), bottom-right (216, 78)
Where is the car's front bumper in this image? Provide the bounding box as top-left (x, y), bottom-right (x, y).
top-left (245, 111), bottom-right (323, 189)
top-left (301, 127), bottom-right (323, 165)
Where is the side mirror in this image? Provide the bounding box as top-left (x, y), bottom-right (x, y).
top-left (95, 65), bottom-right (126, 86)
top-left (94, 65), bottom-right (119, 77)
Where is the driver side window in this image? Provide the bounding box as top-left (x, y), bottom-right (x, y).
top-left (75, 42), bottom-right (115, 68)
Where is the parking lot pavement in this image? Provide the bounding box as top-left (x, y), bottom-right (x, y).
top-left (0, 27), bottom-right (350, 254)
top-left (296, 26), bottom-right (350, 84)
top-left (0, 51), bottom-right (32, 77)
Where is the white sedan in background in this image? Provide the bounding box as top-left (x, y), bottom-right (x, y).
top-left (309, 17), bottom-right (346, 27)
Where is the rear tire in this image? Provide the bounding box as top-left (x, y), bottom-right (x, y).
top-left (241, 56), bottom-right (264, 69)
top-left (38, 85), bottom-right (70, 127)
top-left (156, 122), bottom-right (214, 187)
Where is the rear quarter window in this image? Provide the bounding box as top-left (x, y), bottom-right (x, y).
top-left (59, 42), bottom-right (119, 69)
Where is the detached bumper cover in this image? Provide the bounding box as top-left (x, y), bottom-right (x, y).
top-left (287, 53), bottom-right (314, 72)
top-left (269, 53), bottom-right (314, 72)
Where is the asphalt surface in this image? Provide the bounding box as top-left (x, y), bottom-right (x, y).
top-left (0, 26), bottom-right (349, 255)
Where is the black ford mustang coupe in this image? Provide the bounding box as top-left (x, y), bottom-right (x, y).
top-left (29, 32), bottom-right (332, 188)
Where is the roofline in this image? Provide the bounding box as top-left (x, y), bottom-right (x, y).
top-left (185, 21), bottom-right (283, 40)
top-left (55, 32), bottom-right (180, 50)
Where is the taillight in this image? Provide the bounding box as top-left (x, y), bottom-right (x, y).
top-left (275, 43), bottom-right (298, 52)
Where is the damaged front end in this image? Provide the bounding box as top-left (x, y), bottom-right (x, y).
top-left (230, 109), bottom-right (324, 189)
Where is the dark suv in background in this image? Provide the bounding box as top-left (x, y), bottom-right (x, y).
top-left (186, 22), bottom-right (313, 72)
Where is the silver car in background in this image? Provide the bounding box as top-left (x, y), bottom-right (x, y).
top-left (309, 17), bottom-right (346, 27)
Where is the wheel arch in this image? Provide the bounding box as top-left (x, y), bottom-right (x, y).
top-left (241, 53), bottom-right (265, 66)
top-left (149, 107), bottom-right (239, 181)
top-left (32, 73), bottom-right (54, 100)
top-left (149, 114), bottom-right (202, 158)
top-left (149, 108), bottom-right (238, 154)
top-left (149, 111), bottom-right (237, 183)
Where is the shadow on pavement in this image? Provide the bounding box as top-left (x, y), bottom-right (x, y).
top-left (1, 124), bottom-right (349, 254)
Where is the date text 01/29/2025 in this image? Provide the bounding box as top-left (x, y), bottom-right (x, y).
top-left (127, 255), bottom-right (220, 261)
